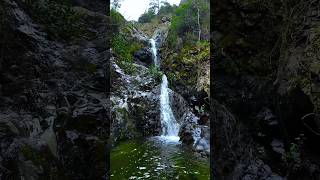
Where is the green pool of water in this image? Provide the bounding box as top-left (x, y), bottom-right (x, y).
top-left (110, 137), bottom-right (210, 180)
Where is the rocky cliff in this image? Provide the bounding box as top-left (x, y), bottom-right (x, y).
top-left (212, 0), bottom-right (320, 179)
top-left (0, 0), bottom-right (109, 179)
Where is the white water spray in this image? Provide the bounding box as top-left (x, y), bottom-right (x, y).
top-left (149, 39), bottom-right (158, 66)
top-left (160, 75), bottom-right (180, 142)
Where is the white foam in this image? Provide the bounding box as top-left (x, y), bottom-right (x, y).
top-left (155, 135), bottom-right (180, 144)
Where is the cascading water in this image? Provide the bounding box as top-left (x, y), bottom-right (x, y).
top-left (149, 39), bottom-right (158, 66)
top-left (160, 74), bottom-right (180, 141)
top-left (149, 38), bottom-right (180, 142)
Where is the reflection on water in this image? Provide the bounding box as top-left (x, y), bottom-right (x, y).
top-left (110, 137), bottom-right (210, 180)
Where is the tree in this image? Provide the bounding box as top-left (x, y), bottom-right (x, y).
top-left (184, 0), bottom-right (209, 42)
top-left (149, 0), bottom-right (160, 14)
top-left (167, 0), bottom-right (209, 47)
top-left (138, 9), bottom-right (156, 23)
top-left (149, 0), bottom-right (169, 14)
top-left (111, 0), bottom-right (122, 10)
top-left (158, 1), bottom-right (175, 15)
top-left (192, 0), bottom-right (201, 41)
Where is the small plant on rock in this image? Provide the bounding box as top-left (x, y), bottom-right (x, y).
top-left (283, 134), bottom-right (305, 174)
top-left (148, 65), bottom-right (163, 83)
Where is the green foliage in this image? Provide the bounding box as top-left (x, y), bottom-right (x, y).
top-left (111, 34), bottom-right (131, 62)
top-left (138, 9), bottom-right (156, 23)
top-left (148, 65), bottom-right (163, 83)
top-left (112, 32), bottom-right (143, 75)
top-left (198, 104), bottom-right (206, 113)
top-left (180, 40), bottom-right (209, 64)
top-left (167, 72), bottom-right (176, 84)
top-left (149, 0), bottom-right (160, 14)
top-left (110, 8), bottom-right (126, 37)
top-left (25, 0), bottom-right (84, 40)
top-left (169, 0), bottom-right (196, 46)
top-left (283, 135), bottom-right (305, 172)
top-left (284, 143), bottom-right (300, 162)
top-left (158, 2), bottom-right (177, 16)
top-left (112, 34), bottom-right (136, 74)
top-left (111, 8), bottom-right (126, 27)
top-left (167, 0), bottom-right (209, 47)
top-left (138, 1), bottom-right (176, 23)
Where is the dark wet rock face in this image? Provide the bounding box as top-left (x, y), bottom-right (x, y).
top-left (213, 0), bottom-right (320, 179)
top-left (0, 0), bottom-right (109, 179)
top-left (212, 100), bottom-right (283, 179)
top-left (134, 47), bottom-right (153, 66)
top-left (110, 60), bottom-right (161, 145)
top-left (170, 90), bottom-right (210, 155)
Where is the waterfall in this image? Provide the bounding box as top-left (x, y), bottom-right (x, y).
top-left (149, 38), bottom-right (180, 142)
top-left (160, 74), bottom-right (180, 141)
top-left (149, 39), bottom-right (158, 66)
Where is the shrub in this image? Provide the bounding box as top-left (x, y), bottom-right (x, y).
top-left (138, 10), bottom-right (156, 23)
top-left (283, 135), bottom-right (305, 172)
top-left (111, 32), bottom-right (144, 75)
top-left (148, 65), bottom-right (163, 83)
top-left (112, 34), bottom-right (136, 74)
top-left (111, 12), bottom-right (125, 25)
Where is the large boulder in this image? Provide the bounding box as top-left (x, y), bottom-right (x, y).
top-left (134, 47), bottom-right (153, 66)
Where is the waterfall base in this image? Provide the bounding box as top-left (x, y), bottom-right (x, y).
top-left (110, 138), bottom-right (210, 179)
top-left (155, 135), bottom-right (180, 144)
